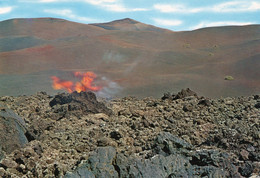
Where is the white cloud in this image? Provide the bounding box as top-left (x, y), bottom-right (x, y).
top-left (44, 9), bottom-right (96, 22)
top-left (100, 4), bottom-right (148, 12)
top-left (153, 18), bottom-right (182, 26)
top-left (86, 0), bottom-right (149, 12)
top-left (83, 0), bottom-right (118, 5)
top-left (154, 4), bottom-right (202, 13)
top-left (154, 1), bottom-right (260, 14)
top-left (212, 1), bottom-right (260, 12)
top-left (132, 8), bottom-right (149, 12)
top-left (19, 0), bottom-right (116, 3)
top-left (153, 4), bottom-right (178, 13)
top-left (101, 4), bottom-right (128, 12)
top-left (40, 0), bottom-right (61, 2)
top-left (19, 0), bottom-right (69, 2)
top-left (191, 21), bottom-right (255, 30)
top-left (20, 0), bottom-right (148, 12)
top-left (0, 7), bottom-right (13, 14)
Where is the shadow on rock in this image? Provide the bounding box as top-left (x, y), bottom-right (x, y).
top-left (65, 132), bottom-right (241, 178)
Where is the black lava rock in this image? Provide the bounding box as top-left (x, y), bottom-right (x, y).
top-left (49, 91), bottom-right (112, 116)
top-left (173, 88), bottom-right (198, 100)
top-left (238, 162), bottom-right (254, 177)
top-left (254, 102), bottom-right (260, 109)
top-left (0, 106), bottom-right (28, 157)
top-left (65, 132), bottom-right (240, 178)
top-left (198, 99), bottom-right (211, 106)
top-left (110, 131), bottom-right (122, 140)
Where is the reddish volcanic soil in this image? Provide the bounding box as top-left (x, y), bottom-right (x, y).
top-left (0, 18), bottom-right (259, 98)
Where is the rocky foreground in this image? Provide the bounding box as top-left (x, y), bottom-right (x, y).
top-left (0, 89), bottom-right (259, 177)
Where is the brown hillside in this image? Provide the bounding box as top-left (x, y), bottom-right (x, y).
top-left (0, 18), bottom-right (259, 98)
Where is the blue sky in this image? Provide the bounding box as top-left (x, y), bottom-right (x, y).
top-left (0, 0), bottom-right (260, 31)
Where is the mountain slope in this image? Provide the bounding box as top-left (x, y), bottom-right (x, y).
top-left (0, 18), bottom-right (259, 98)
top-left (91, 18), bottom-right (170, 32)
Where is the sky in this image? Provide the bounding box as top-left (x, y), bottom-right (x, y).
top-left (0, 0), bottom-right (260, 31)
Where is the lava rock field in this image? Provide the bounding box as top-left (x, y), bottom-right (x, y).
top-left (0, 89), bottom-right (259, 177)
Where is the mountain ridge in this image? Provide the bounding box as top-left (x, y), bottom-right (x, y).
top-left (2, 17), bottom-right (260, 32)
top-left (90, 18), bottom-right (170, 32)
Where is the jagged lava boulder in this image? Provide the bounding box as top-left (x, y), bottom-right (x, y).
top-left (49, 91), bottom-right (112, 116)
top-left (0, 105), bottom-right (30, 160)
top-left (162, 88), bottom-right (198, 100)
top-left (65, 132), bottom-right (241, 177)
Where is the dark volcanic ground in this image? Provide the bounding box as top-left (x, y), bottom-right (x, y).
top-left (0, 89), bottom-right (259, 177)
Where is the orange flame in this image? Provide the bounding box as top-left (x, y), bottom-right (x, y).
top-left (51, 72), bottom-right (102, 93)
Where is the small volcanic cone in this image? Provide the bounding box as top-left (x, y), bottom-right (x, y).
top-left (51, 71), bottom-right (102, 93)
top-left (49, 91), bottom-right (112, 116)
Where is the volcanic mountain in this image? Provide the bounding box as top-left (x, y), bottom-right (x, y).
top-left (0, 18), bottom-right (259, 98)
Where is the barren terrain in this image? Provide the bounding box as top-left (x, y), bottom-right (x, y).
top-left (0, 18), bottom-right (259, 98)
top-left (0, 89), bottom-right (259, 177)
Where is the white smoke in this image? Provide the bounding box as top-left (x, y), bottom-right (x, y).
top-left (96, 76), bottom-right (122, 99)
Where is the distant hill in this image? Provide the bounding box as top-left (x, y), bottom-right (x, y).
top-left (0, 18), bottom-right (259, 98)
top-left (91, 18), bottom-right (169, 32)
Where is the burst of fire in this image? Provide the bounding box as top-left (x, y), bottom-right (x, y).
top-left (51, 71), bottom-right (102, 93)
